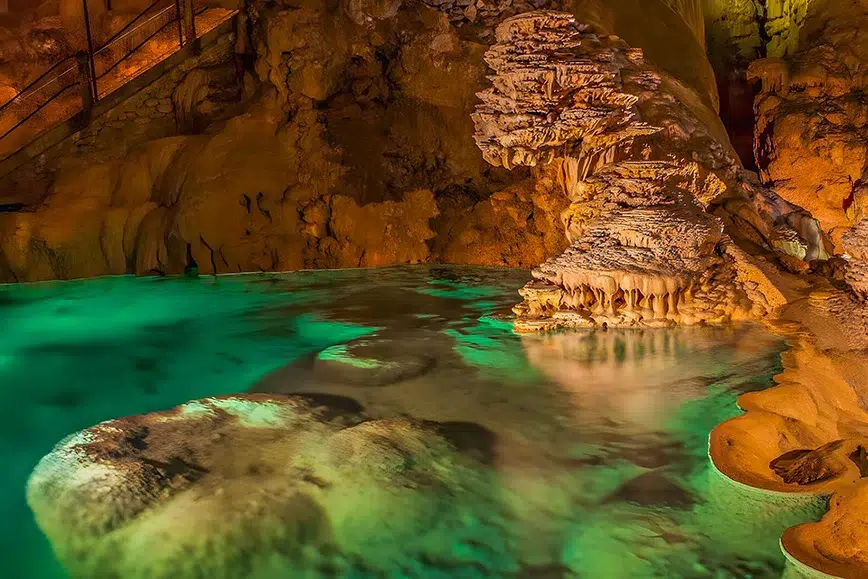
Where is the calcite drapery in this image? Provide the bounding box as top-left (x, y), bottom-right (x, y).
top-left (471, 11), bottom-right (820, 331)
top-left (513, 161), bottom-right (762, 330)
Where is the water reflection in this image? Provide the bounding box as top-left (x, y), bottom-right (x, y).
top-left (520, 326), bottom-right (784, 438)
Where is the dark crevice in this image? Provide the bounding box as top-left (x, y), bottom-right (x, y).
top-left (755, 116), bottom-right (776, 175)
top-left (200, 235), bottom-right (218, 275)
top-left (716, 66), bottom-right (761, 171)
top-left (708, 0), bottom-right (779, 171)
top-left (754, 0), bottom-right (772, 59)
top-left (140, 456), bottom-right (210, 482)
top-left (256, 192), bottom-right (272, 222)
top-left (184, 242), bottom-right (198, 275)
top-left (848, 445), bottom-right (868, 478)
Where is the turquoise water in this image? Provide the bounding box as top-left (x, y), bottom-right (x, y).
top-left (1, 266), bottom-right (823, 578)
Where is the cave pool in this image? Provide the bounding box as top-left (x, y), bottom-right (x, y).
top-left (0, 266), bottom-right (826, 578)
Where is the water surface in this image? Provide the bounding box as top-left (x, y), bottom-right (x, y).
top-left (0, 266), bottom-right (821, 578)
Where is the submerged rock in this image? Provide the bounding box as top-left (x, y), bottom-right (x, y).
top-left (605, 470), bottom-right (694, 509)
top-left (307, 338), bottom-right (437, 387)
top-left (26, 394), bottom-right (494, 579)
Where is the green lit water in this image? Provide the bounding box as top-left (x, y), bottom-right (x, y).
top-left (0, 266), bottom-right (823, 578)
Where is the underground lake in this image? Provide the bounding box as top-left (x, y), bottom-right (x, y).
top-left (1, 266), bottom-right (827, 578)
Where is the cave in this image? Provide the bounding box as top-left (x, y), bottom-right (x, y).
top-left (2, 0), bottom-right (868, 577)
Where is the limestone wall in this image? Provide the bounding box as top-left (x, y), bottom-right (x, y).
top-left (573, 0), bottom-right (719, 111)
top-left (0, 2), bottom-right (571, 282)
top-left (703, 0), bottom-right (810, 64)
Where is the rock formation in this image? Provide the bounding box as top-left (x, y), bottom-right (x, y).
top-left (701, 0), bottom-right (810, 165)
top-left (840, 220), bottom-right (868, 300)
top-left (0, 2), bottom-right (69, 104)
top-left (514, 161), bottom-right (772, 330)
top-left (0, 0), bottom-right (580, 282)
top-left (707, 279), bottom-right (868, 579)
top-left (27, 393), bottom-right (491, 578)
top-left (10, 0), bottom-right (868, 577)
top-left (470, 11), bottom-right (824, 331)
top-left (421, 0), bottom-right (554, 31)
top-left (781, 476), bottom-right (868, 578)
top-left (750, 0), bottom-right (868, 251)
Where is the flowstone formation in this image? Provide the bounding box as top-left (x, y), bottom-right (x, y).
top-left (26, 394), bottom-right (493, 579)
top-left (471, 11), bottom-right (823, 331)
top-left (781, 477), bottom-right (868, 578)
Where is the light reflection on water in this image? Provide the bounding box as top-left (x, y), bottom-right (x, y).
top-left (0, 266), bottom-right (824, 578)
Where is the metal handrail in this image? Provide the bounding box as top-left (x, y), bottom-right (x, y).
top-left (0, 56), bottom-right (76, 113)
top-left (95, 0), bottom-right (168, 52)
top-left (0, 1), bottom-right (235, 166)
top-left (1, 0), bottom-right (177, 116)
top-left (0, 80), bottom-right (78, 142)
top-left (96, 6), bottom-right (179, 85)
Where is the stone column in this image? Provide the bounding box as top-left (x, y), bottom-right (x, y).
top-left (472, 6), bottom-right (826, 332)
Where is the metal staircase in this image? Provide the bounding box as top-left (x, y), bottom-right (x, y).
top-left (0, 0), bottom-right (237, 172)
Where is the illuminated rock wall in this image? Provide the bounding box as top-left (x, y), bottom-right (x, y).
top-left (751, 0), bottom-right (868, 250)
top-left (0, 0), bottom-right (571, 282)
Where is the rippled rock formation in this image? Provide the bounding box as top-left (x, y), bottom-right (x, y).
top-left (470, 11), bottom-right (822, 331)
top-left (470, 12), bottom-right (660, 173)
top-left (514, 161), bottom-right (763, 329)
